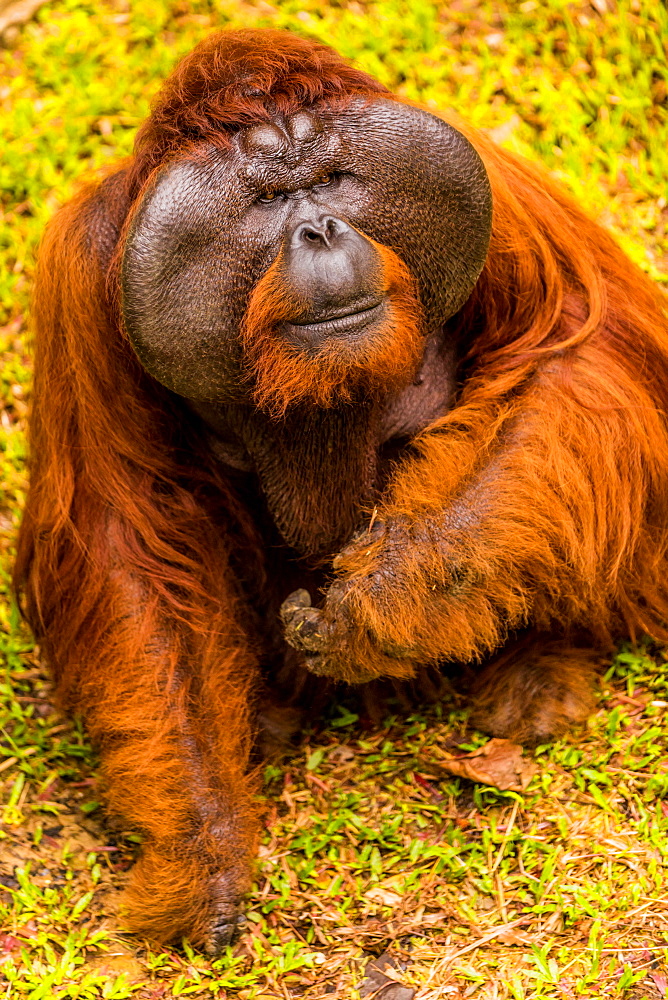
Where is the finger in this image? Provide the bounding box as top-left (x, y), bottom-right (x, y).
top-left (205, 907), bottom-right (245, 956)
top-left (333, 520), bottom-right (386, 568)
top-left (303, 653), bottom-right (337, 677)
top-left (282, 606), bottom-right (334, 653)
top-left (279, 588), bottom-right (312, 624)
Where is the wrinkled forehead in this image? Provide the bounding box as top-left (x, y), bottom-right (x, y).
top-left (231, 110), bottom-right (341, 190)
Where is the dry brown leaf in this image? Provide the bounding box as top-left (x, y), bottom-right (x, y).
top-left (0, 840), bottom-right (37, 866)
top-left (359, 952), bottom-right (415, 1000)
top-left (650, 973), bottom-right (667, 998)
top-left (495, 927), bottom-right (534, 945)
top-left (364, 887), bottom-right (404, 907)
top-left (86, 950), bottom-right (145, 983)
top-left (433, 739), bottom-right (536, 792)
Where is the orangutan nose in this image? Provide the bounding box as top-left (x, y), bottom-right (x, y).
top-left (284, 214), bottom-right (384, 324)
top-left (293, 216), bottom-right (342, 249)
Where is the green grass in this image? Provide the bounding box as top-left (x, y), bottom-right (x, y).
top-left (1, 0), bottom-right (667, 996)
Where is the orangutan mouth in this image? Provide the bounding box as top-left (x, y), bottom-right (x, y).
top-left (285, 300), bottom-right (386, 344)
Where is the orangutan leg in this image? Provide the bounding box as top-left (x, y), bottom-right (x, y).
top-left (468, 635), bottom-right (601, 745)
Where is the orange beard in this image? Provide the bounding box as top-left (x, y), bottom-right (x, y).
top-left (240, 239), bottom-right (424, 418)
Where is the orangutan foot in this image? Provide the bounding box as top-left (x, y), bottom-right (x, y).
top-left (469, 640), bottom-right (600, 745)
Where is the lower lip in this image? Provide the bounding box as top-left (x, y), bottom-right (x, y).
top-left (286, 302), bottom-right (385, 339)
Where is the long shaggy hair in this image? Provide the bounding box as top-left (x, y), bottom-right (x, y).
top-left (328, 126), bottom-right (668, 665)
top-left (14, 28), bottom-right (668, 946)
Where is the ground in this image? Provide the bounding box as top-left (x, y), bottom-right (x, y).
top-left (1, 0), bottom-right (667, 996)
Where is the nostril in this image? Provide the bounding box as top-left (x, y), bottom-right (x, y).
top-left (299, 223), bottom-right (331, 248)
top-left (293, 217), bottom-right (347, 250)
top-left (302, 227), bottom-right (323, 245)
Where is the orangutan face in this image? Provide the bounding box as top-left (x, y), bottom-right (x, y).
top-left (121, 98), bottom-right (491, 411)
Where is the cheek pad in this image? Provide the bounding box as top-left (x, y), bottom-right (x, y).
top-left (121, 98), bottom-right (492, 402)
top-left (122, 158), bottom-right (280, 400)
top-left (321, 101), bottom-right (492, 326)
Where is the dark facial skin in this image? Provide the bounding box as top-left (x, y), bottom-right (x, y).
top-left (121, 98), bottom-right (492, 553)
top-left (122, 99), bottom-right (490, 397)
top-left (281, 213), bottom-right (387, 344)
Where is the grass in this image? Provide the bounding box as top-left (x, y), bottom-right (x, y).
top-left (1, 0), bottom-right (667, 996)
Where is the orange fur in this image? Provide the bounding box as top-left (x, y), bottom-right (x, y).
top-left (241, 241), bottom-right (423, 416)
top-left (15, 191), bottom-right (262, 946)
top-left (468, 637), bottom-right (601, 745)
top-left (14, 27), bottom-right (668, 947)
top-left (302, 123), bottom-right (668, 720)
top-left (330, 139), bottom-right (668, 667)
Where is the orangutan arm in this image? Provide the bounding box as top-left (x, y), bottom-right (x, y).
top-left (15, 186), bottom-right (263, 953)
top-left (282, 346), bottom-right (668, 683)
top-left (53, 557), bottom-right (261, 953)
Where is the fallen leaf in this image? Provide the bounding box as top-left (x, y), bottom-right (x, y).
top-left (86, 950), bottom-right (145, 983)
top-left (0, 934), bottom-right (20, 956)
top-left (431, 739), bottom-right (536, 792)
top-left (495, 927), bottom-right (532, 945)
top-left (359, 952), bottom-right (415, 1000)
top-left (0, 0), bottom-right (48, 37)
top-left (651, 972), bottom-right (667, 998)
top-left (364, 887), bottom-right (403, 907)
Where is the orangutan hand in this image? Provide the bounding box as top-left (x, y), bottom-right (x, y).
top-left (205, 889), bottom-right (246, 956)
top-left (280, 517), bottom-right (462, 682)
top-left (124, 839), bottom-right (251, 957)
